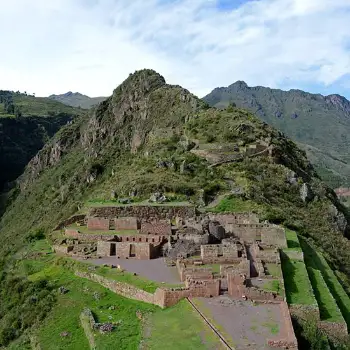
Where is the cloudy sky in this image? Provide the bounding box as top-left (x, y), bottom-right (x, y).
top-left (1, 0), bottom-right (350, 98)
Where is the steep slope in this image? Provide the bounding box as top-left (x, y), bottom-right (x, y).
top-left (203, 82), bottom-right (350, 188)
top-left (49, 91), bottom-right (107, 109)
top-left (1, 70), bottom-right (350, 347)
top-left (0, 92), bottom-right (81, 192)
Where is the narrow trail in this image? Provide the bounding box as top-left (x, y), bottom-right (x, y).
top-left (187, 298), bottom-right (234, 350)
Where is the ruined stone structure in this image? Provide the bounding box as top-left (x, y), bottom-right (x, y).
top-left (54, 205), bottom-right (298, 349)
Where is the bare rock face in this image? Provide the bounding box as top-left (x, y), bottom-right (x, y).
top-left (328, 204), bottom-right (348, 234)
top-left (208, 221), bottom-right (225, 241)
top-left (300, 183), bottom-right (314, 202)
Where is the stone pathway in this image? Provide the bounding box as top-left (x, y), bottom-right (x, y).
top-left (194, 296), bottom-right (286, 350)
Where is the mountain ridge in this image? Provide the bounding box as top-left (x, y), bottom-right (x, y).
top-left (203, 81), bottom-right (350, 188)
top-left (1, 70), bottom-right (350, 348)
top-left (49, 91), bottom-right (107, 109)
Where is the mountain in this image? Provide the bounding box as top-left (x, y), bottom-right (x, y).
top-left (0, 91), bottom-right (81, 192)
top-left (203, 82), bottom-right (350, 188)
top-left (1, 70), bottom-right (350, 348)
top-left (49, 91), bottom-right (107, 109)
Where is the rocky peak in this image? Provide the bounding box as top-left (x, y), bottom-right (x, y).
top-left (112, 69), bottom-right (166, 102)
top-left (325, 94), bottom-right (350, 116)
top-left (230, 80), bottom-right (249, 90)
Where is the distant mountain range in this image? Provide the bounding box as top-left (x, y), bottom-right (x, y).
top-left (204, 82), bottom-right (350, 188)
top-left (48, 91), bottom-right (107, 109)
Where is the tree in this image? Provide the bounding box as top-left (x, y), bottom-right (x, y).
top-left (14, 106), bottom-right (22, 119)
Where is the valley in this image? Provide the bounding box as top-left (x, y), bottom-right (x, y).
top-left (0, 70), bottom-right (350, 349)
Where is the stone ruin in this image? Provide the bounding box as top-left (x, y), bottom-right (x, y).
top-left (53, 204), bottom-right (297, 349)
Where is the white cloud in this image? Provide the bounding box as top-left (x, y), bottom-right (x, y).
top-left (0, 0), bottom-right (349, 97)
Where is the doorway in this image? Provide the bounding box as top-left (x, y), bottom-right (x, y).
top-left (129, 244), bottom-right (136, 258)
top-left (110, 243), bottom-right (116, 256)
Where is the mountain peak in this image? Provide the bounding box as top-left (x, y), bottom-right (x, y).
top-left (112, 69), bottom-right (166, 101)
top-left (232, 80), bottom-right (249, 89)
top-left (325, 94), bottom-right (350, 115)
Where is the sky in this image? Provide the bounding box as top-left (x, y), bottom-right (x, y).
top-left (1, 0), bottom-right (350, 99)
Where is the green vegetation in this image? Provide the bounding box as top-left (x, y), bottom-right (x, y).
top-left (1, 70), bottom-right (350, 348)
top-left (262, 322), bottom-right (279, 335)
top-left (36, 268), bottom-right (158, 350)
top-left (281, 255), bottom-right (317, 305)
top-left (265, 263), bottom-right (282, 278)
top-left (262, 279), bottom-right (283, 296)
top-left (210, 195), bottom-right (260, 213)
top-left (301, 238), bottom-right (350, 328)
top-left (306, 268), bottom-right (343, 322)
top-left (203, 81), bottom-right (350, 188)
top-left (142, 300), bottom-right (223, 350)
top-left (0, 90), bottom-right (80, 191)
top-left (285, 229), bottom-right (301, 250)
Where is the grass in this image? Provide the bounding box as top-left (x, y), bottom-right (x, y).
top-left (262, 322), bottom-right (280, 335)
top-left (191, 298), bottom-right (236, 348)
top-left (301, 238), bottom-right (350, 328)
top-left (262, 279), bottom-right (283, 296)
top-left (142, 300), bottom-right (224, 350)
top-left (306, 267), bottom-right (344, 322)
top-left (35, 268), bottom-right (158, 350)
top-left (285, 229), bottom-right (301, 250)
top-left (265, 263), bottom-right (282, 278)
top-left (281, 253), bottom-right (317, 305)
top-left (200, 264), bottom-right (221, 274)
top-left (209, 195), bottom-right (260, 213)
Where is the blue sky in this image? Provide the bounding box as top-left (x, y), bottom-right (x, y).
top-left (0, 0), bottom-right (350, 99)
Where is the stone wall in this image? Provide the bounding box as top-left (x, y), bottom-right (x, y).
top-left (118, 235), bottom-right (165, 244)
top-left (53, 245), bottom-right (73, 254)
top-left (115, 242), bottom-right (153, 259)
top-left (318, 321), bottom-right (348, 340)
top-left (220, 260), bottom-right (250, 277)
top-left (65, 229), bottom-right (116, 242)
top-left (97, 241), bottom-right (112, 256)
top-left (154, 279), bottom-right (220, 307)
top-left (75, 271), bottom-right (156, 304)
top-left (87, 217), bottom-right (110, 231)
top-left (76, 271), bottom-right (220, 308)
top-left (114, 217), bottom-right (140, 230)
top-left (227, 273), bottom-right (283, 301)
top-left (177, 232), bottom-right (209, 245)
top-left (200, 244), bottom-right (238, 261)
top-left (140, 221), bottom-right (172, 235)
top-left (54, 214), bottom-right (86, 230)
top-left (267, 301), bottom-right (298, 349)
top-left (252, 244), bottom-right (280, 263)
top-left (208, 213), bottom-right (260, 225)
top-left (261, 227), bottom-right (287, 248)
top-left (176, 260), bottom-right (214, 282)
top-left (89, 205), bottom-right (196, 220)
top-left (288, 304), bottom-right (320, 321)
top-left (225, 224), bottom-right (286, 247)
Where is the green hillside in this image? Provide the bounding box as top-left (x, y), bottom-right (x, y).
top-left (203, 82), bottom-right (350, 188)
top-left (48, 92), bottom-right (107, 109)
top-left (0, 91), bottom-right (81, 192)
top-left (1, 70), bottom-right (350, 348)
